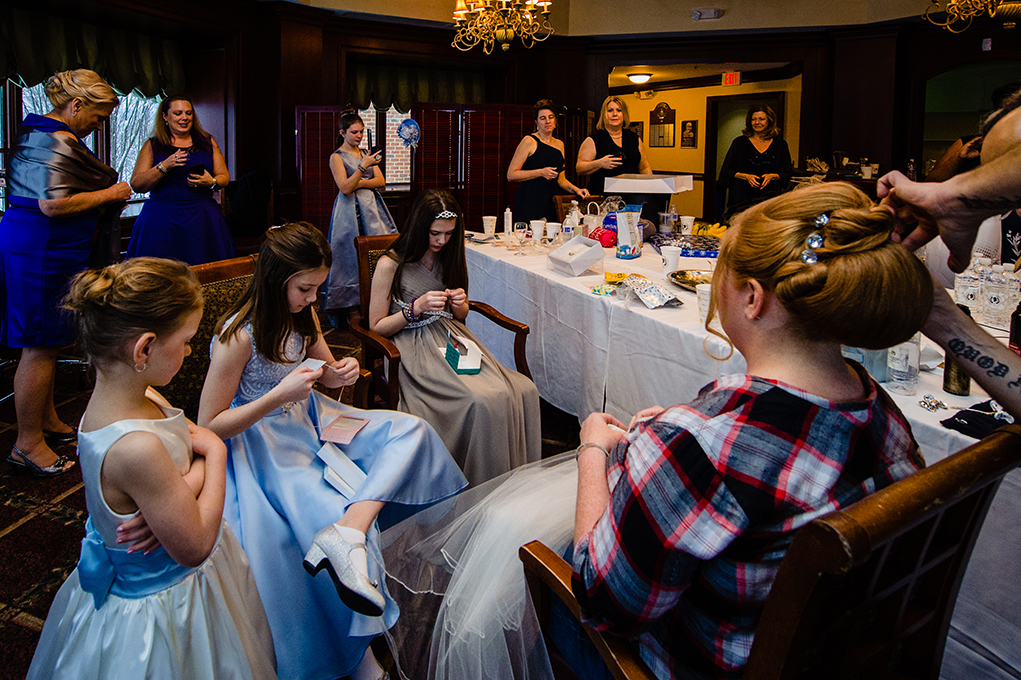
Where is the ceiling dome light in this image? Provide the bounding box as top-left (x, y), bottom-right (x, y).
top-left (628, 73), bottom-right (652, 84)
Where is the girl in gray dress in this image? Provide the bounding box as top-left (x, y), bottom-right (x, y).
top-left (367, 189), bottom-right (541, 485)
top-left (324, 110), bottom-right (396, 325)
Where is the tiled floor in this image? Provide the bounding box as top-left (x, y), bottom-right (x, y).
top-left (0, 330), bottom-right (579, 679)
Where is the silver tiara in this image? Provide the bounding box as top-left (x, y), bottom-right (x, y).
top-left (435, 210), bottom-right (457, 219)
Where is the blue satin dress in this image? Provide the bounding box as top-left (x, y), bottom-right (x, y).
top-left (27, 404), bottom-right (277, 680)
top-left (219, 320), bottom-right (467, 680)
top-left (125, 142), bottom-right (238, 265)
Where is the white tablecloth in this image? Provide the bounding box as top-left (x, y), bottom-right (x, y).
top-left (464, 238), bottom-right (1018, 680)
top-left (465, 240), bottom-right (983, 462)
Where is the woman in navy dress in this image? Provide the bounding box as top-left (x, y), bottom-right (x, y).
top-left (126, 95), bottom-right (237, 265)
top-left (507, 99), bottom-right (588, 223)
top-left (0, 69), bottom-right (131, 477)
top-left (718, 105), bottom-right (793, 219)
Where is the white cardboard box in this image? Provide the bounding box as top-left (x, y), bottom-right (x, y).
top-left (548, 236), bottom-right (605, 277)
top-left (604, 174), bottom-right (694, 194)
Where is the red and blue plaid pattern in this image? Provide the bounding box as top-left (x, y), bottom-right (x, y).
top-left (573, 365), bottom-right (922, 680)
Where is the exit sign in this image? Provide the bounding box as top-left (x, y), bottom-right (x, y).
top-left (722, 71), bottom-right (741, 86)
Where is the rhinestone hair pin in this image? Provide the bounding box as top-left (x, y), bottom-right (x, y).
top-left (799, 213), bottom-right (829, 264)
top-left (435, 210), bottom-right (457, 219)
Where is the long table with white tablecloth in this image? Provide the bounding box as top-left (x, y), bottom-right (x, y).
top-left (463, 237), bottom-right (1019, 679)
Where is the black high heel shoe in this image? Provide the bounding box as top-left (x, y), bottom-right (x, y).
top-left (7, 445), bottom-right (76, 478)
top-left (42, 427), bottom-right (78, 448)
top-left (303, 526), bottom-right (385, 617)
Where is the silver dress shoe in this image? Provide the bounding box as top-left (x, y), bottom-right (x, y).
top-left (303, 526), bottom-right (385, 616)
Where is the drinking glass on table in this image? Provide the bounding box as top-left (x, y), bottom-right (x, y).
top-left (513, 222), bottom-right (528, 256)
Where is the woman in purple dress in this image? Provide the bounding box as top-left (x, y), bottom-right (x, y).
top-left (126, 95), bottom-right (238, 265)
top-left (0, 69), bottom-right (131, 477)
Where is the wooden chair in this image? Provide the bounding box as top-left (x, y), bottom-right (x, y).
top-left (159, 255), bottom-right (258, 421)
top-left (520, 423), bottom-right (1021, 680)
top-left (351, 233), bottom-right (531, 410)
top-left (554, 195), bottom-right (603, 223)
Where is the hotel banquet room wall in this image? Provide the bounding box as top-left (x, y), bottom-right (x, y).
top-left (7, 0), bottom-right (1021, 227)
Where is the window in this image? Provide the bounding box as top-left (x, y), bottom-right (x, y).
top-left (1, 80), bottom-right (160, 215)
top-left (360, 104), bottom-right (411, 190)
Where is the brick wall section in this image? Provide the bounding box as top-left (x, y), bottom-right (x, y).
top-left (356, 106), bottom-right (411, 186)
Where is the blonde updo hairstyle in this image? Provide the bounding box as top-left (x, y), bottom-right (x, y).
top-left (707, 182), bottom-right (933, 353)
top-left (64, 258), bottom-right (202, 368)
top-left (44, 69), bottom-right (119, 110)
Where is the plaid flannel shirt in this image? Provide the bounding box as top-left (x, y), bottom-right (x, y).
top-left (572, 365), bottom-right (922, 680)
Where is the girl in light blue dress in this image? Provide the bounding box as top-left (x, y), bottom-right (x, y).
top-left (198, 222), bottom-right (466, 680)
top-left (28, 258), bottom-right (276, 680)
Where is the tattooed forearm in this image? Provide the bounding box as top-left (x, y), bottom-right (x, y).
top-left (957, 194), bottom-right (1021, 211)
top-left (947, 338), bottom-right (1012, 379)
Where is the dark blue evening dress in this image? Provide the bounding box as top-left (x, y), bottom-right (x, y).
top-left (126, 142), bottom-right (237, 265)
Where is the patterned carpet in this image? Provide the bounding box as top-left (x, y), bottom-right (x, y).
top-left (0, 327), bottom-right (579, 679)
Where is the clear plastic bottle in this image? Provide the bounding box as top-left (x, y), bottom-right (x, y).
top-left (984, 264), bottom-right (1011, 329)
top-left (562, 200), bottom-right (580, 242)
top-left (975, 257), bottom-right (993, 321)
top-left (954, 261), bottom-right (981, 310)
top-left (886, 332), bottom-right (921, 396)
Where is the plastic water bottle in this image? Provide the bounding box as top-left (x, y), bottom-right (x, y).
top-left (886, 332), bottom-right (921, 396)
top-left (975, 257), bottom-right (993, 321)
top-left (503, 207), bottom-right (513, 236)
top-left (563, 200), bottom-right (580, 241)
top-left (983, 265), bottom-right (1011, 329)
top-left (954, 262), bottom-right (981, 309)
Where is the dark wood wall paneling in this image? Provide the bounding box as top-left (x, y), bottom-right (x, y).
top-left (39, 0), bottom-right (1021, 227)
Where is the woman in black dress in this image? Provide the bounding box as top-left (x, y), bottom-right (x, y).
top-left (507, 99), bottom-right (588, 222)
top-left (719, 105), bottom-right (792, 218)
top-left (575, 96), bottom-right (656, 219)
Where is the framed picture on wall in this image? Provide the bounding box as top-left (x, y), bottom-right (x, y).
top-left (628, 121), bottom-right (644, 141)
top-left (680, 120), bottom-right (697, 148)
top-left (649, 103), bottom-right (675, 147)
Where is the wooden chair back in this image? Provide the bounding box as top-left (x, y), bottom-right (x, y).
top-left (745, 423), bottom-right (1021, 680)
top-left (355, 234), bottom-right (400, 323)
top-left (521, 423), bottom-right (1021, 680)
top-left (554, 194), bottom-right (604, 223)
top-left (159, 255), bottom-right (257, 420)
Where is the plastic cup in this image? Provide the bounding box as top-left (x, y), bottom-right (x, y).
top-left (661, 246), bottom-right (682, 276)
top-left (482, 215), bottom-right (497, 236)
top-left (529, 220), bottom-right (546, 241)
top-left (696, 283), bottom-right (712, 322)
top-left (679, 216), bottom-right (696, 234)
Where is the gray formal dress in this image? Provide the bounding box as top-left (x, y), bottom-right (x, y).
top-left (324, 150), bottom-right (397, 310)
top-left (388, 260), bottom-right (541, 485)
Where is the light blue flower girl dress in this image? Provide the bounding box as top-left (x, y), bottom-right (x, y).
top-left (27, 403), bottom-right (278, 680)
top-left (220, 319), bottom-right (467, 680)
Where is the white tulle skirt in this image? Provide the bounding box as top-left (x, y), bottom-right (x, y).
top-left (381, 451), bottom-right (579, 680)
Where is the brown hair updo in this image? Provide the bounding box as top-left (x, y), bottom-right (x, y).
top-left (709, 182), bottom-right (933, 351)
top-left (64, 258), bottom-right (202, 367)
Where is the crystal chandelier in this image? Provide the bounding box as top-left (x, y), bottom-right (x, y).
top-left (924, 0), bottom-right (1021, 32)
top-left (452, 0), bottom-right (554, 54)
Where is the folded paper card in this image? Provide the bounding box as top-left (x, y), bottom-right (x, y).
top-left (321, 414), bottom-right (369, 445)
top-left (548, 236), bottom-right (604, 277)
top-left (440, 332), bottom-right (482, 374)
top-left (316, 442), bottom-right (368, 497)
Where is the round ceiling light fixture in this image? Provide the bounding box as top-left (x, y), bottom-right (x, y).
top-left (628, 73), bottom-right (652, 84)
